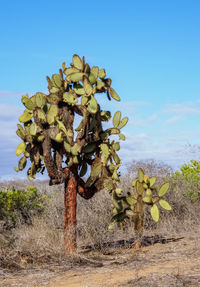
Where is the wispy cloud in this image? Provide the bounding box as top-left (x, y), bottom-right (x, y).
top-left (164, 102), bottom-right (200, 116)
top-left (129, 112), bottom-right (158, 127)
top-left (165, 115), bottom-right (181, 125)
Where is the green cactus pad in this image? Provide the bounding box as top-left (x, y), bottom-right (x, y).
top-left (143, 183), bottom-right (148, 189)
top-left (47, 105), bottom-right (58, 125)
top-left (74, 83), bottom-right (85, 95)
top-left (67, 72), bottom-right (84, 82)
top-left (19, 111), bottom-right (33, 123)
top-left (89, 66), bottom-right (99, 83)
top-left (149, 177), bottom-right (156, 187)
top-left (112, 142), bottom-right (120, 151)
top-left (52, 74), bottom-right (62, 87)
top-left (66, 130), bottom-right (73, 144)
top-left (50, 87), bottom-right (60, 93)
top-left (110, 88), bottom-right (120, 101)
top-left (71, 143), bottom-right (81, 156)
top-left (118, 133), bottom-right (125, 141)
top-left (29, 122), bottom-right (37, 136)
top-left (138, 168), bottom-right (144, 183)
top-left (37, 135), bottom-right (44, 142)
top-left (73, 156), bottom-right (79, 164)
top-left (55, 132), bottom-right (63, 143)
top-left (87, 96), bottom-right (98, 114)
top-left (56, 120), bottom-right (68, 135)
top-left (47, 94), bottom-right (60, 105)
top-left (37, 109), bottom-right (46, 123)
top-left (16, 142), bottom-right (26, 156)
top-left (159, 199), bottom-right (172, 210)
top-left (23, 97), bottom-right (35, 110)
top-left (112, 151), bottom-right (120, 164)
top-left (83, 77), bottom-right (93, 95)
top-left (64, 141), bottom-right (71, 153)
top-left (109, 128), bottom-right (120, 135)
top-left (142, 196), bottom-right (151, 203)
top-left (16, 124), bottom-right (26, 140)
top-left (118, 117), bottom-right (128, 129)
top-left (136, 181), bottom-right (144, 195)
top-left (158, 182), bottom-right (170, 197)
top-left (18, 156), bottom-right (27, 171)
top-left (81, 96), bottom-right (88, 105)
top-left (63, 91), bottom-right (78, 105)
top-left (151, 204), bottom-right (159, 222)
top-left (113, 208), bottom-right (118, 215)
top-left (91, 158), bottom-right (102, 178)
top-left (64, 67), bottom-right (79, 76)
top-left (72, 54), bottom-right (83, 70)
top-left (113, 111), bottom-right (121, 127)
top-left (98, 69), bottom-right (106, 79)
top-left (131, 179), bottom-right (137, 187)
top-left (115, 188), bottom-right (123, 195)
top-left (104, 178), bottom-right (114, 191)
top-left (96, 80), bottom-right (105, 90)
top-left (100, 144), bottom-right (110, 160)
top-left (146, 189), bottom-right (152, 196)
top-left (126, 196), bottom-right (137, 205)
top-left (36, 93), bottom-right (46, 108)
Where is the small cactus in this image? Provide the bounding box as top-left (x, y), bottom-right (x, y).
top-left (109, 168), bottom-right (171, 247)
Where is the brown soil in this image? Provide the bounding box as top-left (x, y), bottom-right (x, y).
top-left (0, 233), bottom-right (200, 287)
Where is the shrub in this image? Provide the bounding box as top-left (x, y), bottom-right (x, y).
top-left (171, 160), bottom-right (200, 202)
top-left (0, 186), bottom-right (46, 229)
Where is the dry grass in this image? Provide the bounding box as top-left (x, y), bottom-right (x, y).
top-left (0, 159), bottom-right (200, 271)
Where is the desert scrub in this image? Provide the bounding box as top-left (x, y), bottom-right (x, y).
top-left (0, 186), bottom-right (47, 229)
top-left (110, 168), bottom-right (172, 247)
top-left (171, 160), bottom-right (200, 202)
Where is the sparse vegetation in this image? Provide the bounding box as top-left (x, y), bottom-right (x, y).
top-left (0, 186), bottom-right (46, 229)
top-left (110, 168), bottom-right (171, 247)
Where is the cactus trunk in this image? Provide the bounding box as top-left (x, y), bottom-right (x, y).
top-left (64, 175), bottom-right (77, 254)
top-left (133, 195), bottom-right (144, 248)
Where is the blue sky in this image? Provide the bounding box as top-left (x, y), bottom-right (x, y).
top-left (1, 0), bottom-right (200, 179)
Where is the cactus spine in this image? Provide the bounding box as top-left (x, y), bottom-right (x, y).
top-left (15, 54), bottom-right (128, 253)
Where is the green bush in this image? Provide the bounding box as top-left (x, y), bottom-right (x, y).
top-left (172, 160), bottom-right (200, 202)
top-left (0, 186), bottom-right (47, 229)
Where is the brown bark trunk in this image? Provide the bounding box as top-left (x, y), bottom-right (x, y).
top-left (133, 196), bottom-right (144, 250)
top-left (64, 175), bottom-right (77, 254)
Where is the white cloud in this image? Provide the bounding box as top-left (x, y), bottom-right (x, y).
top-left (118, 131), bottom-right (198, 171)
top-left (165, 116), bottom-right (181, 125)
top-left (129, 112), bottom-right (158, 127)
top-left (164, 102), bottom-right (200, 116)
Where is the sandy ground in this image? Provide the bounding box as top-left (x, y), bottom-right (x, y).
top-left (0, 233), bottom-right (200, 287)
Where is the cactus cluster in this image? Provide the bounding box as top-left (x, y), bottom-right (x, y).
top-left (15, 54), bottom-right (128, 195)
top-left (109, 168), bottom-right (171, 245)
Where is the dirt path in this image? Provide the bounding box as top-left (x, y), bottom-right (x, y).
top-left (1, 234), bottom-right (200, 287)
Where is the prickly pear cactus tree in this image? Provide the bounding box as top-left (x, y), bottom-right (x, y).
top-left (15, 54), bottom-right (128, 253)
top-left (110, 168), bottom-right (171, 248)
